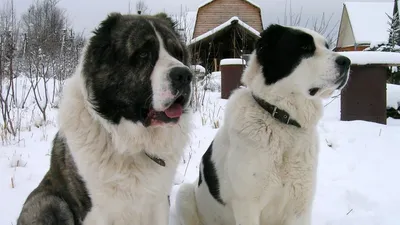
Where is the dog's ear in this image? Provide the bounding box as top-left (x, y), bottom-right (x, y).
top-left (85, 13), bottom-right (123, 76)
top-left (256, 24), bottom-right (287, 54)
top-left (153, 13), bottom-right (189, 64)
top-left (93, 12), bottom-right (122, 35)
top-left (153, 13), bottom-right (178, 33)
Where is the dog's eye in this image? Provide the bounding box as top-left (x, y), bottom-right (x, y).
top-left (301, 45), bottom-right (312, 51)
top-left (139, 52), bottom-right (149, 58)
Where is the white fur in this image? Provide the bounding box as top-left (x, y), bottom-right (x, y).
top-left (57, 28), bottom-right (192, 225)
top-left (151, 29), bottom-right (188, 111)
top-left (175, 26), bottom-right (349, 225)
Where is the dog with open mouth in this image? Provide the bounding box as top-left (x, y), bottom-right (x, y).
top-left (17, 13), bottom-right (193, 225)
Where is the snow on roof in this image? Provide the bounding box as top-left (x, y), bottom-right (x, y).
top-left (198, 0), bottom-right (260, 9)
top-left (220, 58), bottom-right (247, 66)
top-left (189, 16), bottom-right (260, 45)
top-left (338, 51), bottom-right (400, 65)
top-left (344, 2), bottom-right (396, 44)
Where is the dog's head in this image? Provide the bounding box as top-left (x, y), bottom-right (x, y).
top-left (82, 13), bottom-right (192, 127)
top-left (242, 24), bottom-right (350, 99)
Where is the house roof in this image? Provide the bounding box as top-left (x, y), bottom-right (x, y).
top-left (344, 1), bottom-right (398, 45)
top-left (179, 0), bottom-right (262, 45)
top-left (198, 0), bottom-right (260, 10)
top-left (339, 51), bottom-right (400, 65)
top-left (188, 16), bottom-right (260, 46)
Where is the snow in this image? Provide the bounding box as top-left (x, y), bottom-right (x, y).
top-left (190, 64), bottom-right (206, 73)
top-left (199, 71), bottom-right (222, 92)
top-left (338, 51), bottom-right (400, 65)
top-left (189, 16), bottom-right (260, 45)
top-left (198, 0), bottom-right (260, 9)
top-left (344, 2), bottom-right (396, 44)
top-left (220, 58), bottom-right (247, 66)
top-left (2, 76), bottom-right (400, 225)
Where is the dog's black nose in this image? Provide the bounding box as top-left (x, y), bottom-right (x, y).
top-left (335, 56), bottom-right (351, 68)
top-left (169, 67), bottom-right (193, 89)
top-left (335, 56), bottom-right (351, 75)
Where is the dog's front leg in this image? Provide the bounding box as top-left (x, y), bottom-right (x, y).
top-left (284, 185), bottom-right (314, 225)
top-left (231, 200), bottom-right (260, 225)
top-left (151, 198), bottom-right (170, 225)
top-left (284, 209), bottom-right (311, 225)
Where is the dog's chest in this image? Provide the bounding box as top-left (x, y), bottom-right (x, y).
top-left (229, 129), bottom-right (318, 196)
top-left (71, 145), bottom-right (178, 204)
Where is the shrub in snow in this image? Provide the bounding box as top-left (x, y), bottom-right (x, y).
top-left (190, 64), bottom-right (207, 81)
top-left (387, 100), bottom-right (400, 119)
top-left (387, 106), bottom-right (400, 119)
top-left (51, 97), bottom-right (60, 108)
top-left (386, 84), bottom-right (400, 119)
top-left (199, 72), bottom-right (221, 92)
top-left (9, 153), bottom-right (27, 168)
top-left (33, 113), bottom-right (45, 128)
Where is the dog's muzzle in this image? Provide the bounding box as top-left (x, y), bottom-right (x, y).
top-left (335, 56), bottom-right (351, 89)
top-left (169, 67), bottom-right (193, 92)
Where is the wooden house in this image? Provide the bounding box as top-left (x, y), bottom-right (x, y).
top-left (185, 0), bottom-right (263, 72)
top-left (335, 1), bottom-right (399, 51)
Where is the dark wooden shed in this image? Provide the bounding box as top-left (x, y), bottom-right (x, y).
top-left (220, 58), bottom-right (246, 99)
top-left (339, 51), bottom-right (400, 124)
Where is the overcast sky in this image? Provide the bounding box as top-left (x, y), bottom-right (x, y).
top-left (3, 0), bottom-right (394, 35)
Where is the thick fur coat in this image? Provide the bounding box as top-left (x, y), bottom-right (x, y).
top-left (175, 24), bottom-right (350, 225)
top-left (17, 13), bottom-right (193, 225)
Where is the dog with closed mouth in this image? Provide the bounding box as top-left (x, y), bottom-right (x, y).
top-left (175, 24), bottom-right (350, 225)
top-left (17, 13), bottom-right (193, 225)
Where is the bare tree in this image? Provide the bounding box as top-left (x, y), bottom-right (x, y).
top-left (174, 5), bottom-right (196, 45)
top-left (0, 0), bottom-right (19, 138)
top-left (136, 0), bottom-right (149, 15)
top-left (309, 13), bottom-right (339, 49)
top-left (0, 0), bottom-right (85, 143)
top-left (279, 0), bottom-right (302, 27)
top-left (20, 0), bottom-right (67, 122)
top-left (128, 0), bottom-right (132, 14)
top-left (278, 0), bottom-right (339, 48)
top-left (52, 28), bottom-right (85, 107)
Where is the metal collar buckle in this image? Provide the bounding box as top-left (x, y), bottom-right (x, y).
top-left (272, 106), bottom-right (277, 117)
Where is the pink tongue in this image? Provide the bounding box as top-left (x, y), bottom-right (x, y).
top-left (164, 103), bottom-right (183, 118)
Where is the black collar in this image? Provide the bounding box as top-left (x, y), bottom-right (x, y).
top-left (144, 151), bottom-right (166, 167)
top-left (252, 94), bottom-right (301, 128)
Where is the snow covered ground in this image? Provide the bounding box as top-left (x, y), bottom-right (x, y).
top-left (1, 77), bottom-right (400, 225)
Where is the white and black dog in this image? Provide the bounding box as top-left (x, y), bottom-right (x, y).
top-left (17, 13), bottom-right (192, 225)
top-left (175, 24), bottom-right (350, 225)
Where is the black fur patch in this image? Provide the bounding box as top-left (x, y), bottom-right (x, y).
top-left (202, 142), bottom-right (225, 205)
top-left (82, 13), bottom-right (189, 125)
top-left (256, 24), bottom-right (316, 85)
